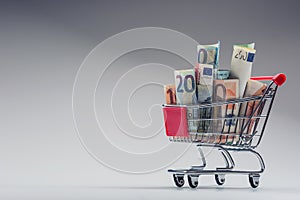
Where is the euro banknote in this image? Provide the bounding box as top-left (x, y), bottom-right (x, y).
top-left (197, 41), bottom-right (220, 76)
top-left (187, 107), bottom-right (200, 133)
top-left (235, 43), bottom-right (255, 49)
top-left (197, 107), bottom-right (213, 133)
top-left (230, 44), bottom-right (256, 97)
top-left (164, 84), bottom-right (176, 104)
top-left (195, 64), bottom-right (214, 103)
top-left (174, 69), bottom-right (197, 105)
top-left (213, 79), bottom-right (239, 143)
top-left (239, 80), bottom-right (267, 134)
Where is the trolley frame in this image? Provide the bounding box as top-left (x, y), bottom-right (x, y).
top-left (162, 73), bottom-right (286, 188)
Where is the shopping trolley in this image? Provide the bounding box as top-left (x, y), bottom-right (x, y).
top-left (162, 73), bottom-right (286, 188)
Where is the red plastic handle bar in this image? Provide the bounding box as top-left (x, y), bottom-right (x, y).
top-left (250, 73), bottom-right (286, 86)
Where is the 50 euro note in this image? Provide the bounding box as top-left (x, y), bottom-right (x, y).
top-left (194, 64), bottom-right (214, 134)
top-left (230, 44), bottom-right (256, 97)
top-left (239, 80), bottom-right (267, 135)
top-left (197, 41), bottom-right (220, 77)
top-left (212, 79), bottom-right (240, 144)
top-left (196, 42), bottom-right (219, 135)
top-left (195, 64), bottom-right (213, 103)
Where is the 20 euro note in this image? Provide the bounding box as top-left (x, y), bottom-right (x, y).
top-left (174, 69), bottom-right (197, 105)
top-left (174, 69), bottom-right (198, 135)
top-left (230, 44), bottom-right (256, 97)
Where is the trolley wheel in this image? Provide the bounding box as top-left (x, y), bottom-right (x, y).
top-left (173, 174), bottom-right (185, 188)
top-left (249, 174), bottom-right (260, 188)
top-left (187, 175), bottom-right (198, 188)
top-left (215, 174), bottom-right (225, 185)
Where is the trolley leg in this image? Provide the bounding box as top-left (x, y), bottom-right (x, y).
top-left (190, 145), bottom-right (207, 170)
top-left (216, 147), bottom-right (235, 170)
top-left (246, 149), bottom-right (265, 173)
top-left (224, 147), bottom-right (265, 173)
top-left (213, 146), bottom-right (235, 185)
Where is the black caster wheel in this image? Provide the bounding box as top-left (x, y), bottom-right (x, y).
top-left (187, 175), bottom-right (198, 188)
top-left (249, 174), bottom-right (260, 188)
top-left (173, 174), bottom-right (185, 188)
top-left (215, 174), bottom-right (225, 185)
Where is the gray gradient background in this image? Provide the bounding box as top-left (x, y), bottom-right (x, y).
top-left (0, 0), bottom-right (299, 199)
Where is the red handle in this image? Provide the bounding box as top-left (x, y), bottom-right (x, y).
top-left (250, 73), bottom-right (286, 86)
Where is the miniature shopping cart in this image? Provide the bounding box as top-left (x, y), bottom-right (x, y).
top-left (162, 74), bottom-right (286, 188)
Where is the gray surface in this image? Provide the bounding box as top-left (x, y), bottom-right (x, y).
top-left (0, 0), bottom-right (299, 199)
top-left (1, 186), bottom-right (300, 200)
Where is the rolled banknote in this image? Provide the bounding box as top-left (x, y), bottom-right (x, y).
top-left (243, 79), bottom-right (266, 97)
top-left (213, 79), bottom-right (239, 143)
top-left (194, 64), bottom-right (213, 134)
top-left (239, 80), bottom-right (267, 134)
top-left (195, 64), bottom-right (214, 103)
top-left (216, 69), bottom-right (230, 80)
top-left (235, 43), bottom-right (255, 49)
top-left (197, 41), bottom-right (220, 76)
top-left (230, 44), bottom-right (256, 97)
top-left (197, 107), bottom-right (213, 133)
top-left (164, 84), bottom-right (176, 104)
top-left (174, 69), bottom-right (197, 105)
top-left (196, 42), bottom-right (220, 134)
top-left (187, 107), bottom-right (200, 133)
